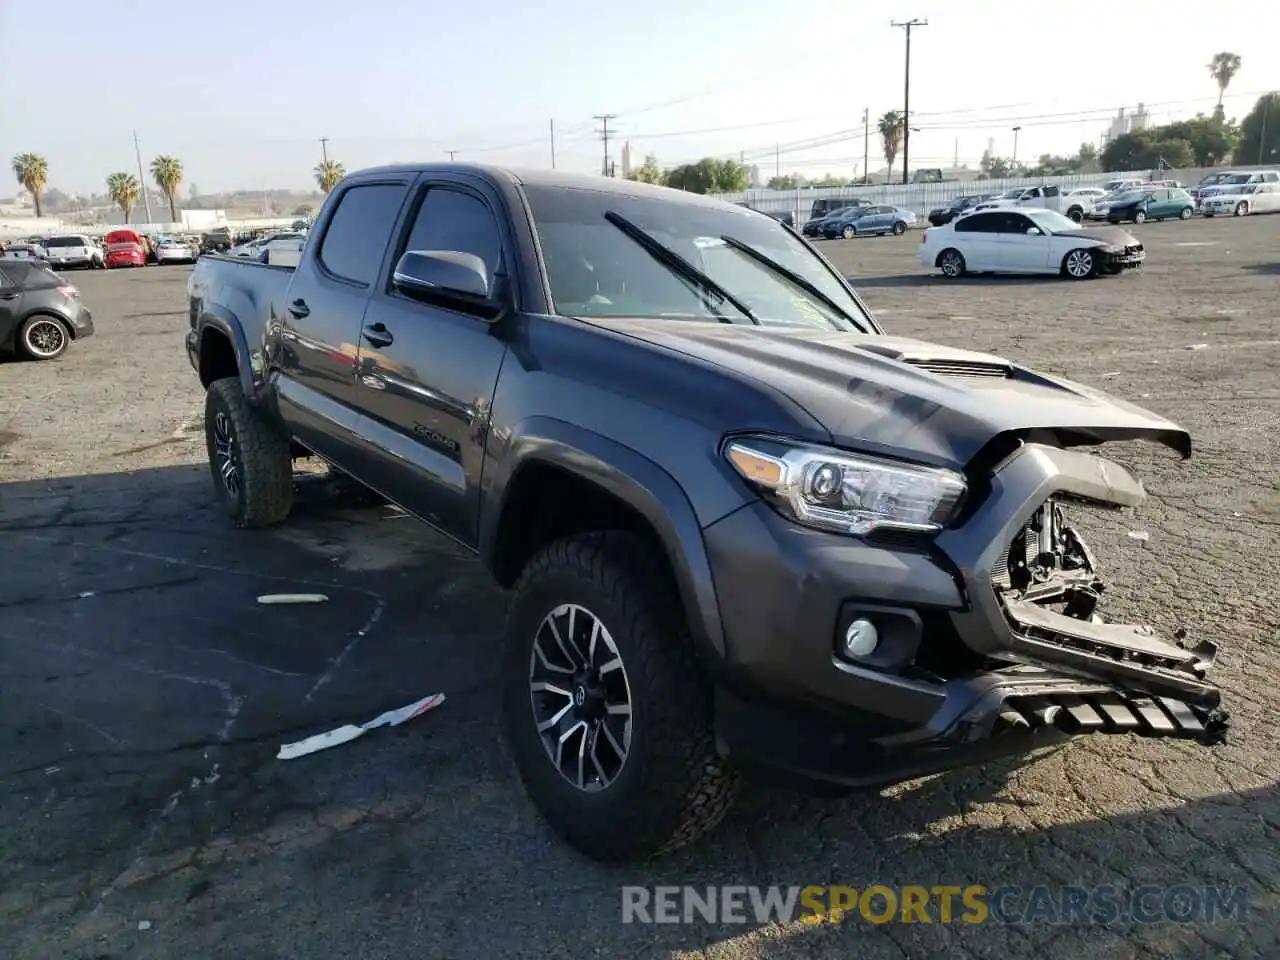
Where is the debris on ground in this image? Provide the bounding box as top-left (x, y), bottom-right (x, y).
top-left (1187, 343), bottom-right (1209, 351)
top-left (1101, 371), bottom-right (1121, 378)
top-left (1127, 530), bottom-right (1150, 541)
top-left (137, 921), bottom-right (153, 932)
top-left (277, 693), bottom-right (446, 760)
top-left (257, 593), bottom-right (329, 605)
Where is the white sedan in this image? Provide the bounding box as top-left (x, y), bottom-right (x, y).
top-left (154, 236), bottom-right (198, 264)
top-left (1201, 183), bottom-right (1280, 217)
top-left (920, 208), bottom-right (1145, 280)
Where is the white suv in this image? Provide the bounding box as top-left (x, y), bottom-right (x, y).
top-left (43, 234), bottom-right (103, 270)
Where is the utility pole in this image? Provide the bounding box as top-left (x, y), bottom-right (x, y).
top-left (448, 151), bottom-right (456, 161)
top-left (1258, 97), bottom-right (1271, 166)
top-left (319, 137), bottom-right (329, 164)
top-left (1012, 126), bottom-right (1022, 166)
top-left (132, 130), bottom-right (153, 224)
top-left (890, 18), bottom-right (927, 185)
top-left (954, 137), bottom-right (959, 168)
top-left (594, 114), bottom-right (617, 176)
top-left (862, 108), bottom-right (869, 184)
top-left (550, 119), bottom-right (557, 169)
top-left (775, 143), bottom-right (781, 178)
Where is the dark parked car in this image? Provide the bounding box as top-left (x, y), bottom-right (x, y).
top-left (927, 194), bottom-right (985, 227)
top-left (0, 259), bottom-right (94, 360)
top-left (801, 204), bottom-right (865, 237)
top-left (185, 164), bottom-right (1228, 863)
top-left (809, 197), bottom-right (868, 220)
top-left (1105, 187), bottom-right (1195, 224)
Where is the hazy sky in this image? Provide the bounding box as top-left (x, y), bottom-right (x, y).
top-left (2, 0), bottom-right (1276, 196)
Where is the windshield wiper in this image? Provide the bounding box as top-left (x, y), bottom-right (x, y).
top-left (718, 234), bottom-right (870, 332)
top-left (604, 211), bottom-right (759, 324)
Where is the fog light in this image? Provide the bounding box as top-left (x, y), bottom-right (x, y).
top-left (843, 618), bottom-right (879, 659)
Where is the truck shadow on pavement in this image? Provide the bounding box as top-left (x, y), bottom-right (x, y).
top-left (0, 465), bottom-right (1274, 959)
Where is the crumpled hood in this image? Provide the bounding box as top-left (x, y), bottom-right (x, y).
top-left (579, 318), bottom-right (1191, 469)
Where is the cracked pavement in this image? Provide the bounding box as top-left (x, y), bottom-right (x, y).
top-left (1, 217), bottom-right (1277, 959)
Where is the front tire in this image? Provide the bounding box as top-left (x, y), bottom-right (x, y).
top-left (1063, 248), bottom-right (1097, 280)
top-left (203, 377), bottom-right (294, 528)
top-left (1067, 207), bottom-right (1084, 223)
top-left (1179, 206), bottom-right (1193, 220)
top-left (841, 225), bottom-right (856, 239)
top-left (1235, 201), bottom-right (1248, 217)
top-left (501, 531), bottom-right (739, 862)
top-left (1133, 210), bottom-right (1146, 224)
top-left (891, 220), bottom-right (907, 236)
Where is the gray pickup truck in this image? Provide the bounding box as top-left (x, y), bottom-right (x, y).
top-left (186, 164), bottom-right (1228, 861)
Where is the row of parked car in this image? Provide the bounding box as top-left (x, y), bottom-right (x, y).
top-left (0, 231), bottom-right (202, 269)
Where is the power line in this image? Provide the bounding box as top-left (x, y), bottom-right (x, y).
top-left (594, 114), bottom-right (618, 177)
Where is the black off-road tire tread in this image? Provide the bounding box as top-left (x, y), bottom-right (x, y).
top-left (503, 530), bottom-right (739, 861)
top-left (205, 377), bottom-right (294, 528)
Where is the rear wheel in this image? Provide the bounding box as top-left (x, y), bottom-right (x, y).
top-left (1133, 210), bottom-right (1146, 224)
top-left (1067, 206), bottom-right (1084, 223)
top-left (203, 377), bottom-right (294, 528)
top-left (891, 220), bottom-right (907, 236)
top-left (841, 224), bottom-right (856, 239)
top-left (1179, 206), bottom-right (1193, 220)
top-left (501, 531), bottom-right (739, 861)
top-left (938, 248), bottom-right (966, 278)
top-left (18, 315), bottom-right (70, 360)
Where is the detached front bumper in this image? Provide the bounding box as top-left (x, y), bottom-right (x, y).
top-left (703, 442), bottom-right (1227, 789)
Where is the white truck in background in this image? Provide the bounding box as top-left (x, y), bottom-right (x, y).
top-left (969, 184), bottom-right (1094, 222)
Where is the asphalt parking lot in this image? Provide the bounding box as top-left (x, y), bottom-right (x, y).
top-left (2, 215), bottom-right (1278, 959)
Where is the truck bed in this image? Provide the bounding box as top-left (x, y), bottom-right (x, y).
top-left (187, 254), bottom-right (296, 372)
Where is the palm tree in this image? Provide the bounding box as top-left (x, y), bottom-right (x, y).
top-left (314, 160), bottom-right (345, 194)
top-left (150, 155), bottom-right (183, 222)
top-left (106, 172), bottom-right (141, 224)
top-left (1208, 52), bottom-right (1242, 107)
top-left (11, 153), bottom-right (49, 218)
top-left (878, 111), bottom-right (905, 182)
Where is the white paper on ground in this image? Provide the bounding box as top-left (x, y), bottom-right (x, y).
top-left (258, 593), bottom-right (330, 605)
top-left (277, 693), bottom-right (446, 760)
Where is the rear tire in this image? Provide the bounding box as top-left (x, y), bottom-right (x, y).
top-left (501, 531), bottom-right (739, 862)
top-left (841, 225), bottom-right (856, 239)
top-left (891, 220), bottom-right (907, 236)
top-left (1133, 210), bottom-right (1146, 224)
top-left (18, 314), bottom-right (70, 360)
top-left (938, 248), bottom-right (966, 278)
top-left (204, 377), bottom-right (294, 528)
top-left (1179, 206), bottom-right (1193, 220)
top-left (1067, 207), bottom-right (1084, 223)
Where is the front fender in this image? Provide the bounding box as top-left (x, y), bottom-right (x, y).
top-left (480, 416), bottom-right (731, 661)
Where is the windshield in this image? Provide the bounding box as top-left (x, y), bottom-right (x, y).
top-left (1113, 190), bottom-right (1150, 203)
top-left (1026, 209), bottom-right (1081, 232)
top-left (999, 188), bottom-right (1024, 199)
top-left (1222, 174), bottom-right (1253, 184)
top-left (522, 184), bottom-right (874, 332)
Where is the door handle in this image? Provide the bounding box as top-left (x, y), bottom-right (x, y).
top-left (288, 298), bottom-right (310, 319)
top-left (362, 322), bottom-right (393, 347)
top-left (0, 291), bottom-right (17, 300)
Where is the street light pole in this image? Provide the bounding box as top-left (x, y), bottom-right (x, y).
top-left (891, 18), bottom-right (927, 185)
top-left (1012, 126), bottom-right (1022, 166)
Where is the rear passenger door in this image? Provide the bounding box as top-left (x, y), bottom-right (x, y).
top-left (273, 177), bottom-right (412, 464)
top-left (351, 175), bottom-right (512, 545)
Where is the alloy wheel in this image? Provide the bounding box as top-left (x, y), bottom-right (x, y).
top-left (528, 603), bottom-right (633, 792)
top-left (1065, 250), bottom-right (1094, 278)
top-left (940, 251), bottom-right (963, 277)
top-left (23, 318), bottom-right (66, 358)
top-left (212, 411), bottom-right (240, 497)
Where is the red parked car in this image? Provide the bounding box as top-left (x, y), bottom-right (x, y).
top-left (104, 228), bottom-right (146, 268)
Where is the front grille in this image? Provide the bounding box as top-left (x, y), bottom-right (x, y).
top-left (905, 359), bottom-right (1011, 379)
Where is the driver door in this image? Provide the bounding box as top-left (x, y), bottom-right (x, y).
top-left (995, 211), bottom-right (1052, 272)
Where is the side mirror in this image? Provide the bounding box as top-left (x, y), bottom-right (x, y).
top-left (1026, 227), bottom-right (1042, 235)
top-left (392, 249), bottom-right (502, 317)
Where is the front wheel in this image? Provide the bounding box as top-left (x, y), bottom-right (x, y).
top-left (501, 531), bottom-right (739, 862)
top-left (1235, 202), bottom-right (1249, 217)
top-left (1133, 210), bottom-right (1146, 224)
top-left (203, 378), bottom-right (294, 528)
top-left (841, 225), bottom-right (856, 239)
top-left (1067, 207), bottom-right (1084, 223)
top-left (1179, 206), bottom-right (1193, 220)
top-left (891, 220), bottom-right (907, 236)
top-left (1063, 248), bottom-right (1097, 280)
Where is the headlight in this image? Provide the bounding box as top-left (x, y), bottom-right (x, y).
top-left (724, 437), bottom-right (967, 536)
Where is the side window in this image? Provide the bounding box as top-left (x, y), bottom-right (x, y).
top-left (955, 213), bottom-right (994, 233)
top-left (400, 186), bottom-right (503, 287)
top-left (997, 213), bottom-right (1032, 233)
top-left (1044, 185), bottom-right (1060, 198)
top-left (316, 183), bottom-right (408, 285)
top-left (0, 266), bottom-right (14, 287)
top-left (1265, 172), bottom-right (1280, 183)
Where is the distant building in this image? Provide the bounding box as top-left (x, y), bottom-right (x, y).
top-left (1103, 103), bottom-right (1151, 144)
top-left (748, 164), bottom-right (762, 188)
top-left (621, 141), bottom-right (633, 178)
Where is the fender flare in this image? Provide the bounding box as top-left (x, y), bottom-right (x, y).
top-left (481, 416), bottom-right (729, 661)
top-left (196, 305), bottom-right (256, 398)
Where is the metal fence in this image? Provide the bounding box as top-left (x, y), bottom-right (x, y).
top-left (714, 164), bottom-right (1279, 224)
